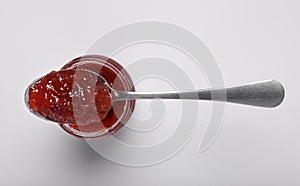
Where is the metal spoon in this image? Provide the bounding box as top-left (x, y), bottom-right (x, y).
top-left (25, 70), bottom-right (285, 123)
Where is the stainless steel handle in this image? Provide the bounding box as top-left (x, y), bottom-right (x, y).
top-left (115, 80), bottom-right (284, 108)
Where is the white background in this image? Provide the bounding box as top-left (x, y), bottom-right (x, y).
top-left (1, 0), bottom-right (299, 185)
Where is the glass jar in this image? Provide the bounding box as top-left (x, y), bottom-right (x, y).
top-left (59, 55), bottom-right (135, 138)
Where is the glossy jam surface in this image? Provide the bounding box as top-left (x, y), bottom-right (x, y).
top-left (28, 69), bottom-right (112, 125)
top-left (27, 55), bottom-right (135, 138)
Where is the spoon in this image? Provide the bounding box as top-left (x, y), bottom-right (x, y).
top-left (25, 69), bottom-right (285, 124)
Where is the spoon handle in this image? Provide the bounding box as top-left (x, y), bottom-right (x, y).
top-left (115, 80), bottom-right (284, 108)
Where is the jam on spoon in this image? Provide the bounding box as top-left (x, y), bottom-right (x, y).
top-left (28, 69), bottom-right (113, 126)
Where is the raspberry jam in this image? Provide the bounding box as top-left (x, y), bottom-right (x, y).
top-left (28, 69), bottom-right (113, 125)
top-left (27, 55), bottom-right (135, 138)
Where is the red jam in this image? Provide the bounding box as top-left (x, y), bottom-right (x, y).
top-left (28, 69), bottom-right (113, 125)
top-left (27, 55), bottom-right (135, 138)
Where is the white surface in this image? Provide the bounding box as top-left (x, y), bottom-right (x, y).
top-left (1, 0), bottom-right (300, 185)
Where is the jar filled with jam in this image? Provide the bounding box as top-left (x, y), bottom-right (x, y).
top-left (27, 55), bottom-right (135, 138)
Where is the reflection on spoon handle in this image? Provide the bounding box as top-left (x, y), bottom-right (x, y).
top-left (114, 80), bottom-right (285, 108)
